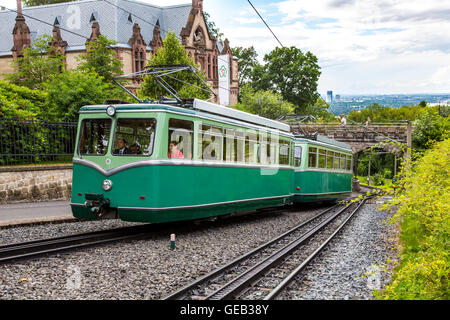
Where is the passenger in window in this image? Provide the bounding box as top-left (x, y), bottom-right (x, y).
top-left (168, 141), bottom-right (184, 159)
top-left (114, 138), bottom-right (131, 155)
top-left (130, 143), bottom-right (142, 155)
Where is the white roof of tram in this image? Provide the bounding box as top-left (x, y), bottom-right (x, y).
top-left (193, 99), bottom-right (291, 133)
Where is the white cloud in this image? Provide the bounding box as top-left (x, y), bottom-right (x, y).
top-left (2, 0), bottom-right (449, 94)
top-left (223, 0), bottom-right (450, 94)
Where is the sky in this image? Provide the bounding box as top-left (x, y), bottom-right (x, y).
top-left (2, 0), bottom-right (450, 95)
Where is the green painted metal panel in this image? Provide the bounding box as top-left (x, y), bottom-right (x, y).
top-left (293, 170), bottom-right (352, 199)
top-left (71, 162), bottom-right (293, 222)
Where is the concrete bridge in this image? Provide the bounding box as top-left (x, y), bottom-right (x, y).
top-left (288, 122), bottom-right (413, 155)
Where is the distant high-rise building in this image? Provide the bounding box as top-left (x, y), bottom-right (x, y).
top-left (335, 94), bottom-right (341, 102)
top-left (326, 91), bottom-right (333, 103)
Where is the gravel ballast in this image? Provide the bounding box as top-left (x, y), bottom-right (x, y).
top-left (0, 202), bottom-right (398, 300)
top-left (279, 202), bottom-right (399, 300)
top-left (0, 205), bottom-right (322, 299)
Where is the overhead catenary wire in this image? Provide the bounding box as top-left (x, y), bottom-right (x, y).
top-left (100, 0), bottom-right (232, 65)
top-left (247, 0), bottom-right (284, 48)
top-left (0, 5), bottom-right (135, 57)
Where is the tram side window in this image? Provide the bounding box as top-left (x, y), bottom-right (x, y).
top-left (333, 152), bottom-right (340, 170)
top-left (318, 149), bottom-right (326, 168)
top-left (267, 133), bottom-right (278, 165)
top-left (224, 128), bottom-right (236, 162)
top-left (113, 118), bottom-right (156, 156)
top-left (346, 155), bottom-right (352, 171)
top-left (279, 140), bottom-right (290, 165)
top-left (245, 130), bottom-right (258, 163)
top-left (258, 131), bottom-right (269, 165)
top-left (326, 150), bottom-right (333, 169)
top-left (198, 124), bottom-right (223, 161)
top-left (78, 119), bottom-right (112, 156)
top-left (294, 146), bottom-right (302, 167)
top-left (340, 153), bottom-right (346, 170)
top-left (224, 128), bottom-right (245, 162)
top-left (308, 147), bottom-right (317, 168)
top-left (168, 118), bottom-right (194, 159)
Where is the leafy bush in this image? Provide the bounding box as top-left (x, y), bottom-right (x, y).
top-left (5, 35), bottom-right (64, 90)
top-left (0, 80), bottom-right (47, 118)
top-left (371, 173), bottom-right (385, 186)
top-left (376, 138), bottom-right (450, 299)
top-left (412, 108), bottom-right (450, 151)
top-left (383, 168), bottom-right (393, 180)
top-left (44, 70), bottom-right (121, 121)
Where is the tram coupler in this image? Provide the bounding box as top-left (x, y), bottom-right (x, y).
top-left (84, 193), bottom-right (111, 218)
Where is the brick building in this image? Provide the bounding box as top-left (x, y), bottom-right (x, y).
top-left (0, 0), bottom-right (239, 105)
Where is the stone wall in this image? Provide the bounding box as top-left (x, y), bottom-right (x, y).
top-left (0, 164), bottom-right (72, 204)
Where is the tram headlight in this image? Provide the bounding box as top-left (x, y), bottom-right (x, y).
top-left (106, 105), bottom-right (116, 117)
top-left (102, 179), bottom-right (113, 191)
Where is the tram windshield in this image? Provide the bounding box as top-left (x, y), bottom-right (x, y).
top-left (113, 118), bottom-right (156, 156)
top-left (78, 119), bottom-right (112, 156)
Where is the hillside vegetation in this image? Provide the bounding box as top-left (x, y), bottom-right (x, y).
top-left (376, 138), bottom-right (450, 299)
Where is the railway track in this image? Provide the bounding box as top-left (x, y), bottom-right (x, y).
top-left (0, 224), bottom-right (156, 264)
top-left (0, 193), bottom-right (368, 266)
top-left (164, 195), bottom-right (373, 300)
top-left (0, 202), bottom-right (327, 264)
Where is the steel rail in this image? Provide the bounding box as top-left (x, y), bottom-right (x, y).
top-left (0, 204), bottom-right (325, 264)
top-left (0, 224), bottom-right (155, 263)
top-left (163, 202), bottom-right (346, 300)
top-left (264, 198), bottom-right (368, 300)
top-left (203, 203), bottom-right (355, 300)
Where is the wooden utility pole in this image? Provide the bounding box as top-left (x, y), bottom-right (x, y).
top-left (405, 120), bottom-right (412, 162)
top-left (368, 155), bottom-right (371, 186)
top-left (394, 156), bottom-right (397, 176)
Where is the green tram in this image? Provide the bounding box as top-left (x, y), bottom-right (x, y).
top-left (70, 65), bottom-right (354, 223)
top-left (292, 136), bottom-right (353, 202)
top-left (70, 99), bottom-right (296, 223)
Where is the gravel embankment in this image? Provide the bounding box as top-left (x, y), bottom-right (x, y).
top-left (0, 204), bottom-right (326, 299)
top-left (279, 202), bottom-right (399, 300)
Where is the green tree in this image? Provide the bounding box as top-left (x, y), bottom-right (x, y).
top-left (0, 80), bottom-right (46, 118)
top-left (231, 84), bottom-right (294, 120)
top-left (203, 12), bottom-right (223, 42)
top-left (347, 103), bottom-right (426, 123)
top-left (44, 70), bottom-right (117, 121)
top-left (5, 35), bottom-right (64, 90)
top-left (23, 0), bottom-right (76, 6)
top-left (412, 108), bottom-right (450, 151)
top-left (139, 31), bottom-right (211, 101)
top-left (76, 35), bottom-right (123, 84)
top-left (230, 46), bottom-right (259, 87)
top-left (251, 46), bottom-right (321, 114)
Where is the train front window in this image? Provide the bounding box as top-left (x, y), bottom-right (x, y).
top-left (113, 118), bottom-right (156, 156)
top-left (78, 119), bottom-right (112, 156)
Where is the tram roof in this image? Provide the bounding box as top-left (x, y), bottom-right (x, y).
top-left (294, 135), bottom-right (353, 153)
top-left (79, 99), bottom-right (291, 133)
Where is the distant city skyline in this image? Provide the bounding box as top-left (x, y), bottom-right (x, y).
top-left (322, 93), bottom-right (450, 115)
top-left (1, 0), bottom-right (450, 95)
